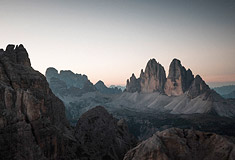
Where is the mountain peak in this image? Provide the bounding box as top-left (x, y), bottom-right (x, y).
top-left (1, 44), bottom-right (31, 67)
top-left (164, 58), bottom-right (194, 96)
top-left (96, 80), bottom-right (105, 85)
top-left (125, 58), bottom-right (212, 98)
top-left (6, 44), bottom-right (15, 52)
top-left (188, 74), bottom-right (210, 99)
top-left (95, 80), bottom-right (122, 94)
top-left (126, 58), bottom-right (166, 93)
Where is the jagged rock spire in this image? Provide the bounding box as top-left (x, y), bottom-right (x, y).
top-left (126, 59), bottom-right (166, 93)
top-left (164, 58), bottom-right (194, 96)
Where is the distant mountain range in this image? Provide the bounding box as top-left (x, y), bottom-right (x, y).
top-left (46, 67), bottom-right (122, 96)
top-left (45, 57), bottom-right (235, 140)
top-left (110, 85), bottom-right (126, 91)
top-left (213, 85), bottom-right (235, 99)
top-left (45, 67), bottom-right (122, 122)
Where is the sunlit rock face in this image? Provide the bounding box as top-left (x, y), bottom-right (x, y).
top-left (140, 59), bottom-right (166, 93)
top-left (164, 59), bottom-right (194, 96)
top-left (74, 106), bottom-right (136, 160)
top-left (126, 59), bottom-right (166, 93)
top-left (124, 128), bottom-right (235, 160)
top-left (0, 44), bottom-right (75, 160)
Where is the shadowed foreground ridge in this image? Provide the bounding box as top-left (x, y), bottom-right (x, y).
top-left (75, 106), bottom-right (136, 160)
top-left (124, 128), bottom-right (235, 160)
top-left (0, 44), bottom-right (76, 159)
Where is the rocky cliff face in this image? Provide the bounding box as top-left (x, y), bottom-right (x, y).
top-left (0, 44), bottom-right (76, 160)
top-left (74, 106), bottom-right (136, 160)
top-left (124, 128), bottom-right (235, 160)
top-left (164, 59), bottom-right (194, 96)
top-left (126, 59), bottom-right (166, 93)
top-left (140, 59), bottom-right (166, 93)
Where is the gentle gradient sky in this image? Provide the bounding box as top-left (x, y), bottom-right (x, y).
top-left (0, 0), bottom-right (235, 87)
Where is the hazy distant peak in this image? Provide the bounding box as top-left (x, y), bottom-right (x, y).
top-left (46, 67), bottom-right (58, 73)
top-left (95, 80), bottom-right (122, 94)
top-left (95, 80), bottom-right (105, 85)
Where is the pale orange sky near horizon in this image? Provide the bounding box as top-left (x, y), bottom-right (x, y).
top-left (0, 0), bottom-right (234, 87)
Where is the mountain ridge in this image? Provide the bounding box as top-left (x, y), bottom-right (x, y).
top-left (126, 58), bottom-right (210, 98)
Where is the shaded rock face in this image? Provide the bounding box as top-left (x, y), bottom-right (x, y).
top-left (95, 80), bottom-right (122, 94)
top-left (164, 59), bottom-right (194, 96)
top-left (0, 45), bottom-right (75, 160)
top-left (188, 75), bottom-right (211, 99)
top-left (74, 106), bottom-right (136, 160)
top-left (46, 68), bottom-right (96, 97)
top-left (124, 128), bottom-right (235, 160)
top-left (126, 59), bottom-right (166, 93)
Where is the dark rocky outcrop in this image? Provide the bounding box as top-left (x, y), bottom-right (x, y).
top-left (164, 59), bottom-right (194, 96)
top-left (74, 106), bottom-right (136, 160)
top-left (0, 44), bottom-right (76, 160)
top-left (124, 128), bottom-right (235, 160)
top-left (95, 80), bottom-right (122, 94)
top-left (126, 59), bottom-right (166, 93)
